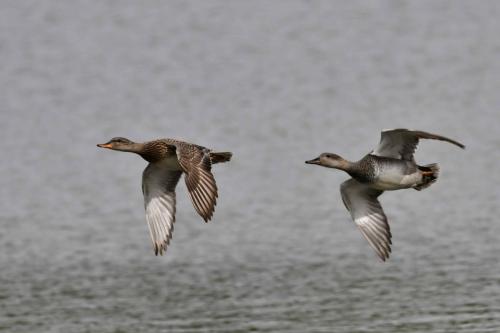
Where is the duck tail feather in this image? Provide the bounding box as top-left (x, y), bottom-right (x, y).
top-left (210, 151), bottom-right (232, 164)
top-left (414, 163), bottom-right (439, 191)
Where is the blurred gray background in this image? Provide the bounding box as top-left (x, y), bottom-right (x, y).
top-left (1, 1), bottom-right (499, 332)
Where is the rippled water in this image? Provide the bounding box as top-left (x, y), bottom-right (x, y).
top-left (1, 1), bottom-right (500, 332)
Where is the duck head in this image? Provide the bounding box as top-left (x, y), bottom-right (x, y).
top-left (305, 153), bottom-right (350, 170)
top-left (97, 137), bottom-right (141, 153)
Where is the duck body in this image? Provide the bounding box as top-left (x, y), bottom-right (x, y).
top-left (349, 154), bottom-right (421, 191)
top-left (154, 155), bottom-right (183, 171)
top-left (139, 140), bottom-right (183, 170)
top-left (98, 137), bottom-right (232, 255)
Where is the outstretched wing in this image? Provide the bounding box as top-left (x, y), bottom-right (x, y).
top-left (372, 128), bottom-right (465, 161)
top-left (176, 145), bottom-right (218, 222)
top-left (142, 164), bottom-right (182, 255)
top-left (340, 179), bottom-right (392, 261)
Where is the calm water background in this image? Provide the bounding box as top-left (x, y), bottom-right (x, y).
top-left (1, 1), bottom-right (500, 332)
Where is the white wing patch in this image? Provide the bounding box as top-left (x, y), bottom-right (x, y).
top-left (142, 166), bottom-right (182, 255)
top-left (340, 179), bottom-right (392, 261)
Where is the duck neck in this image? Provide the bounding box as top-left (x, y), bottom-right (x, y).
top-left (118, 142), bottom-right (144, 154)
top-left (325, 158), bottom-right (354, 173)
top-left (339, 159), bottom-right (355, 173)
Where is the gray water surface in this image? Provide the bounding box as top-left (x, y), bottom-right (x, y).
top-left (1, 1), bottom-right (500, 332)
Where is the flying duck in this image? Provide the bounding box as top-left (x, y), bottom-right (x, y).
top-left (306, 129), bottom-right (465, 261)
top-left (97, 137), bottom-right (232, 255)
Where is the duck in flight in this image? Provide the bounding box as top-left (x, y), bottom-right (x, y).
top-left (305, 129), bottom-right (465, 261)
top-left (97, 137), bottom-right (232, 255)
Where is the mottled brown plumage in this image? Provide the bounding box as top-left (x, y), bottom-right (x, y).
top-left (97, 137), bottom-right (232, 255)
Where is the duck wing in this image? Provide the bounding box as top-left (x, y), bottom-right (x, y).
top-left (340, 179), bottom-right (392, 261)
top-left (176, 144), bottom-right (218, 222)
top-left (372, 128), bottom-right (465, 161)
top-left (142, 164), bottom-right (182, 255)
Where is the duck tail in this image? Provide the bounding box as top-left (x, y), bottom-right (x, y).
top-left (210, 151), bottom-right (232, 164)
top-left (414, 163), bottom-right (439, 191)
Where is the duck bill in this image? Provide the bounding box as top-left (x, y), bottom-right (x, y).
top-left (97, 143), bottom-right (113, 149)
top-left (305, 157), bottom-right (320, 165)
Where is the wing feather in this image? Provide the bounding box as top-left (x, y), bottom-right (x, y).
top-left (142, 165), bottom-right (182, 255)
top-left (176, 145), bottom-right (218, 222)
top-left (340, 179), bottom-right (392, 261)
top-left (372, 128), bottom-right (465, 161)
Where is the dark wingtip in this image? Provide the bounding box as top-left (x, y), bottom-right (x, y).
top-left (447, 138), bottom-right (465, 149)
